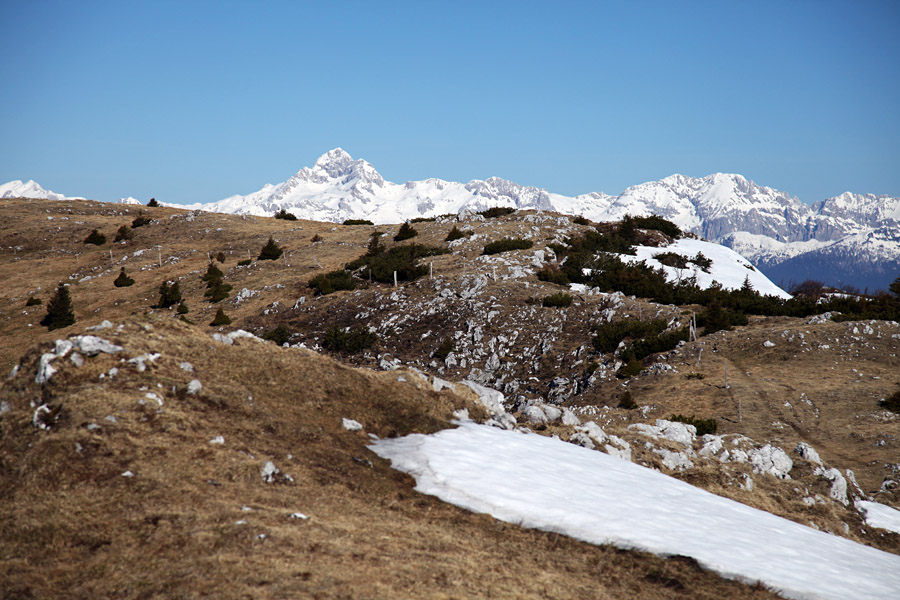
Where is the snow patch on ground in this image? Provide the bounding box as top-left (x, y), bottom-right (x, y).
top-left (370, 423), bottom-right (900, 600)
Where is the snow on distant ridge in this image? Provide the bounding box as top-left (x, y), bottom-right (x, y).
top-left (0, 179), bottom-right (83, 201)
top-left (116, 196), bottom-right (142, 205)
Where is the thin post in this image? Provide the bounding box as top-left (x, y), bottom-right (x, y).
top-left (207, 251), bottom-right (211, 262)
top-left (696, 347), bottom-right (702, 366)
top-left (109, 249), bottom-right (113, 264)
top-left (430, 261), bottom-right (433, 279)
top-left (158, 250), bottom-right (162, 268)
top-left (724, 360), bottom-right (729, 388)
top-left (394, 271), bottom-right (398, 287)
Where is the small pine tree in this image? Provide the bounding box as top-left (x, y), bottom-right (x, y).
top-left (210, 307), bottom-right (232, 326)
top-left (740, 275), bottom-right (755, 294)
top-left (618, 390), bottom-right (637, 409)
top-left (445, 226), bottom-right (466, 242)
top-left (26, 296), bottom-right (42, 306)
top-left (890, 275), bottom-right (900, 298)
top-left (156, 280), bottom-right (183, 308)
top-left (204, 280), bottom-right (233, 303)
top-left (367, 232), bottom-right (385, 256)
top-left (177, 302), bottom-right (189, 314)
top-left (258, 237), bottom-right (283, 261)
top-left (215, 251), bottom-right (226, 263)
top-left (202, 262), bottom-right (224, 285)
top-left (147, 198), bottom-right (159, 207)
top-left (84, 229), bottom-right (106, 245)
top-left (41, 283), bottom-right (76, 330)
top-left (394, 222), bottom-right (418, 242)
top-left (114, 225), bottom-right (134, 242)
top-left (131, 213), bottom-right (151, 228)
top-left (113, 267), bottom-right (135, 287)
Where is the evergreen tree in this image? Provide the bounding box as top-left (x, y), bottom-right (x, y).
top-left (113, 267), bottom-right (135, 287)
top-left (177, 302), bottom-right (189, 314)
top-left (156, 280), bottom-right (182, 308)
top-left (41, 283), bottom-right (76, 330)
top-left (201, 262), bottom-right (224, 285)
top-left (147, 198), bottom-right (159, 207)
top-left (393, 222), bottom-right (418, 242)
top-left (210, 307), bottom-right (232, 326)
top-left (114, 225), bottom-right (134, 242)
top-left (258, 237), bottom-right (283, 261)
top-left (890, 275), bottom-right (900, 298)
top-left (84, 229), bottom-right (106, 245)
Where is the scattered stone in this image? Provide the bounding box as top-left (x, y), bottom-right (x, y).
top-left (748, 444), bottom-right (793, 479)
top-left (179, 361), bottom-right (194, 372)
top-left (290, 512), bottom-right (309, 520)
top-left (121, 471), bottom-right (134, 478)
top-left (209, 436), bottom-right (225, 445)
top-left (794, 442), bottom-right (823, 466)
top-left (260, 461), bottom-right (293, 484)
top-left (342, 418), bottom-right (363, 431)
top-left (186, 379), bottom-right (202, 395)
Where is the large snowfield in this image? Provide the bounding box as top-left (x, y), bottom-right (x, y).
top-left (370, 422), bottom-right (900, 600)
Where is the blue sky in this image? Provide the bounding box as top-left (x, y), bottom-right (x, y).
top-left (1, 0), bottom-right (898, 205)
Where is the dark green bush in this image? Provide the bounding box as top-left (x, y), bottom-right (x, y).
top-left (258, 237), bottom-right (283, 261)
top-left (131, 214), bottom-right (151, 228)
top-left (445, 226), bottom-right (468, 242)
top-left (632, 215), bottom-right (682, 239)
top-left (685, 372), bottom-right (705, 380)
top-left (25, 296), bottom-right (41, 306)
top-left (669, 414), bottom-right (718, 436)
top-left (41, 283), bottom-right (75, 331)
top-left (84, 229), bottom-right (106, 246)
top-left (237, 259), bottom-right (252, 266)
top-left (209, 308), bottom-right (231, 326)
top-left (618, 390), bottom-right (637, 409)
top-left (204, 281), bottom-right (233, 303)
top-left (434, 337), bottom-right (454, 361)
top-left (691, 252), bottom-right (712, 272)
top-left (411, 216), bottom-right (436, 223)
top-left (114, 225), bottom-right (133, 242)
top-left (202, 263), bottom-right (224, 285)
top-left (215, 251), bottom-right (226, 263)
top-left (343, 219), bottom-right (374, 226)
top-left (346, 243), bottom-right (447, 284)
top-left (263, 324), bottom-right (292, 346)
top-left (309, 269), bottom-right (356, 295)
top-left (147, 198), bottom-right (159, 207)
top-left (113, 267), bottom-right (135, 288)
top-left (616, 359), bottom-right (644, 379)
top-left (573, 216), bottom-right (590, 225)
top-left (697, 301), bottom-right (747, 335)
top-left (621, 327), bottom-right (689, 362)
top-left (311, 234), bottom-right (323, 243)
top-left (176, 302), bottom-right (189, 315)
top-left (879, 385), bottom-right (900, 414)
top-left (536, 265), bottom-right (570, 286)
top-left (542, 292), bottom-right (573, 308)
top-left (156, 280), bottom-right (183, 309)
top-left (274, 209), bottom-right (298, 221)
top-left (322, 325), bottom-right (377, 354)
top-left (654, 252), bottom-right (689, 269)
top-left (394, 223), bottom-right (419, 242)
top-left (478, 207), bottom-right (515, 219)
top-left (482, 238), bottom-right (533, 255)
top-left (593, 319), bottom-right (667, 353)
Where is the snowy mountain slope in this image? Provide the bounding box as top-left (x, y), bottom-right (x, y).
top-left (624, 238), bottom-right (792, 298)
top-left (189, 149), bottom-right (897, 290)
top-left (0, 179), bottom-right (83, 201)
top-left (371, 422), bottom-right (900, 600)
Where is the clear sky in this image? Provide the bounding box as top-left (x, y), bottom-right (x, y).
top-left (1, 0), bottom-right (898, 205)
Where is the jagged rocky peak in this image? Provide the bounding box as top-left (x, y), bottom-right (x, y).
top-left (300, 147), bottom-right (385, 187)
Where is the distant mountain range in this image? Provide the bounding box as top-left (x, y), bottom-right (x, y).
top-left (4, 150), bottom-right (899, 291)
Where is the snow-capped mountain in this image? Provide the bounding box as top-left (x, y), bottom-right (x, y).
top-left (189, 149), bottom-right (897, 291)
top-left (0, 179), bottom-right (83, 201)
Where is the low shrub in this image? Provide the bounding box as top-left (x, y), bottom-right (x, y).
top-left (593, 318), bottom-right (666, 353)
top-left (237, 259), bottom-right (252, 266)
top-left (310, 234), bottom-right (323, 243)
top-left (25, 296), bottom-right (42, 306)
top-left (210, 308), bottom-right (231, 326)
top-left (478, 207), bottom-right (515, 219)
top-left (274, 209), bottom-right (298, 221)
top-left (618, 390), bottom-right (637, 409)
top-left (147, 198), bottom-right (159, 207)
top-left (542, 292), bottom-right (573, 308)
top-left (411, 216), bottom-right (436, 223)
top-left (84, 229), bottom-right (106, 246)
top-left (346, 243), bottom-right (447, 284)
top-left (204, 281), bottom-right (233, 303)
top-left (445, 226), bottom-right (468, 242)
top-left (215, 251), bottom-right (226, 263)
top-left (616, 359), bottom-right (644, 379)
top-left (536, 265), bottom-right (570, 286)
top-left (394, 222), bottom-right (419, 242)
top-left (482, 238), bottom-right (533, 255)
top-left (573, 216), bottom-right (590, 225)
top-left (691, 252), bottom-right (712, 272)
top-left (669, 414), bottom-right (718, 436)
top-left (631, 215), bottom-right (682, 239)
top-left (176, 302), bottom-right (189, 315)
top-left (685, 372), bottom-right (705, 380)
top-left (131, 214), bottom-right (151, 228)
top-left (309, 269), bottom-right (356, 295)
top-left (343, 219), bottom-right (374, 226)
top-left (262, 324), bottom-right (292, 346)
top-left (434, 337), bottom-right (454, 361)
top-left (654, 252), bottom-right (689, 269)
top-left (113, 268), bottom-right (135, 288)
top-left (322, 325), bottom-right (377, 354)
top-left (114, 225), bottom-right (133, 242)
top-left (879, 386), bottom-right (900, 414)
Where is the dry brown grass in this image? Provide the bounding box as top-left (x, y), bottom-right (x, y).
top-left (0, 316), bottom-right (777, 599)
